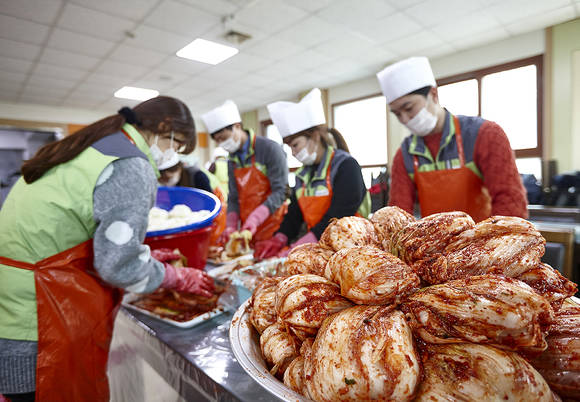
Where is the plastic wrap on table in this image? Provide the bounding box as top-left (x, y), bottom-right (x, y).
top-left (108, 307), bottom-right (276, 402)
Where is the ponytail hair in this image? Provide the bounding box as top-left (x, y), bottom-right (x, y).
top-left (21, 96), bottom-right (195, 184)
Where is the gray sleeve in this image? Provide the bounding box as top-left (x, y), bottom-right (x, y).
top-left (261, 140), bottom-right (288, 213)
top-left (227, 160), bottom-right (239, 214)
top-left (92, 157), bottom-right (165, 294)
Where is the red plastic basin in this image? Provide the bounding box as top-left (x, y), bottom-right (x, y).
top-left (144, 225), bottom-right (212, 269)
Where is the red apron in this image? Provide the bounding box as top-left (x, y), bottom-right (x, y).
top-left (234, 138), bottom-right (287, 243)
top-left (0, 240), bottom-right (122, 402)
top-left (209, 186), bottom-right (227, 245)
top-left (298, 150), bottom-right (335, 230)
top-left (414, 115), bottom-right (492, 223)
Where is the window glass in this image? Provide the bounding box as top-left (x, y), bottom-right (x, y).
top-left (516, 157), bottom-right (542, 180)
top-left (333, 96), bottom-right (387, 166)
top-left (438, 79), bottom-right (479, 116)
top-left (481, 65), bottom-right (537, 150)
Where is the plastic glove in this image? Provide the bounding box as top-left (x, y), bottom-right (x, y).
top-left (254, 232), bottom-right (288, 260)
top-left (241, 204), bottom-right (270, 236)
top-left (218, 211), bottom-right (239, 245)
top-left (160, 264), bottom-right (215, 297)
top-left (151, 248), bottom-right (181, 263)
top-left (289, 231), bottom-right (318, 250)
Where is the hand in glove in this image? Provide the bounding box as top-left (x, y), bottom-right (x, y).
top-left (151, 248), bottom-right (181, 263)
top-left (241, 204), bottom-right (270, 236)
top-left (218, 211), bottom-right (239, 245)
top-left (254, 232), bottom-right (288, 260)
top-left (160, 264), bottom-right (215, 297)
top-left (289, 231), bottom-right (318, 250)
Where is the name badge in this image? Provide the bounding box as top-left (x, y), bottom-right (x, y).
top-left (314, 188), bottom-right (329, 196)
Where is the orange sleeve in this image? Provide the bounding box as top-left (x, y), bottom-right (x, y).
top-left (388, 148), bottom-right (416, 215)
top-left (473, 121), bottom-right (528, 218)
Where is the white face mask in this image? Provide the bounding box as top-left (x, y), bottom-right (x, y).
top-left (295, 140), bottom-right (317, 166)
top-left (219, 134), bottom-right (241, 153)
top-left (150, 133), bottom-right (179, 169)
top-left (405, 106), bottom-right (438, 137)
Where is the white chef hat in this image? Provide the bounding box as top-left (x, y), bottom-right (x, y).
top-left (267, 88), bottom-right (326, 138)
top-left (376, 56), bottom-right (436, 103)
top-left (201, 100), bottom-right (242, 134)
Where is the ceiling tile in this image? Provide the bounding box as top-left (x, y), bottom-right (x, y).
top-left (489, 0), bottom-right (571, 25)
top-left (219, 53), bottom-right (272, 73)
top-left (0, 14), bottom-right (51, 45)
top-left (0, 90), bottom-right (20, 103)
top-left (253, 60), bottom-right (308, 81)
top-left (274, 16), bottom-right (342, 48)
top-left (421, 43), bottom-right (457, 59)
top-left (27, 74), bottom-right (78, 90)
top-left (21, 84), bottom-right (70, 98)
top-left (245, 37), bottom-right (306, 61)
top-left (432, 11), bottom-right (501, 42)
top-left (0, 70), bottom-right (28, 86)
top-left (0, 79), bottom-right (24, 94)
top-left (312, 32), bottom-right (377, 58)
top-left (84, 72), bottom-right (134, 88)
top-left (404, 0), bottom-right (483, 27)
top-left (283, 0), bottom-right (334, 13)
top-left (57, 3), bottom-right (135, 42)
top-left (48, 28), bottom-right (116, 57)
top-left (384, 0), bottom-right (428, 10)
top-left (108, 44), bottom-right (167, 68)
top-left (316, 0), bottom-right (394, 30)
top-left (94, 60), bottom-right (149, 79)
top-left (235, 0), bottom-right (308, 33)
top-left (144, 0), bottom-right (219, 37)
top-left (201, 21), bottom-right (269, 52)
top-left (31, 63), bottom-right (87, 81)
top-left (60, 97), bottom-right (104, 109)
top-left (384, 30), bottom-right (447, 57)
top-left (283, 49), bottom-right (334, 70)
top-left (238, 73), bottom-right (276, 88)
top-left (0, 0), bottom-right (63, 25)
top-left (0, 56), bottom-right (34, 74)
top-left (69, 0), bottom-right (159, 22)
top-left (193, 65), bottom-right (246, 84)
top-left (176, 0), bottom-right (238, 16)
top-left (126, 25), bottom-right (192, 54)
top-left (75, 81), bottom-right (120, 96)
top-left (357, 12), bottom-right (423, 43)
top-left (313, 58), bottom-right (374, 79)
top-left (452, 28), bottom-right (510, 51)
top-left (157, 57), bottom-right (210, 75)
top-left (0, 38), bottom-right (41, 61)
top-left (66, 88), bottom-right (111, 102)
top-left (40, 47), bottom-right (100, 70)
top-left (132, 70), bottom-right (189, 92)
top-left (504, 5), bottom-right (577, 35)
top-left (20, 93), bottom-right (66, 106)
top-left (349, 46), bottom-right (397, 70)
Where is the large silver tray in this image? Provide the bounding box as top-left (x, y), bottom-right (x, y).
top-left (229, 299), bottom-right (310, 402)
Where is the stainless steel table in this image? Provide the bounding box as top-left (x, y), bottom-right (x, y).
top-left (108, 306), bottom-right (278, 402)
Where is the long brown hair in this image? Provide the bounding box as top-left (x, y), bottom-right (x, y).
top-left (283, 124), bottom-right (350, 153)
top-left (21, 96), bottom-right (196, 183)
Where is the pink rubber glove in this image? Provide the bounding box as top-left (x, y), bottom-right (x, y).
top-left (218, 211), bottom-right (239, 245)
top-left (254, 232), bottom-right (288, 260)
top-left (241, 204), bottom-right (270, 236)
top-left (160, 264), bottom-right (215, 297)
top-left (151, 248), bottom-right (181, 263)
top-left (289, 231), bottom-right (318, 250)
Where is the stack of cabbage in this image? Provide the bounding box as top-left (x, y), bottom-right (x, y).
top-left (247, 208), bottom-right (579, 401)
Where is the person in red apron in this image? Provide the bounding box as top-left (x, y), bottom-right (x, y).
top-left (0, 97), bottom-right (214, 402)
top-left (201, 100), bottom-right (288, 245)
top-left (376, 56), bottom-right (528, 221)
top-left (255, 88), bottom-right (371, 259)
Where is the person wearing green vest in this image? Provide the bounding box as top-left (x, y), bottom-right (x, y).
top-left (255, 88), bottom-right (371, 259)
top-left (0, 97), bottom-right (214, 402)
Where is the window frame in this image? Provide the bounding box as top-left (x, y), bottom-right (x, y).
top-left (331, 92), bottom-right (389, 170)
top-left (437, 55), bottom-right (543, 159)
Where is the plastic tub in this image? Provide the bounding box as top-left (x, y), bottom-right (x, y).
top-left (145, 187), bottom-right (221, 269)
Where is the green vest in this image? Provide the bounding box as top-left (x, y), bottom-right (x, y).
top-left (295, 146), bottom-right (371, 219)
top-left (0, 124), bottom-right (156, 341)
top-left (229, 129), bottom-right (268, 176)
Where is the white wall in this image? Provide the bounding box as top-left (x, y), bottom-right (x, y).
top-left (327, 30), bottom-right (546, 163)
